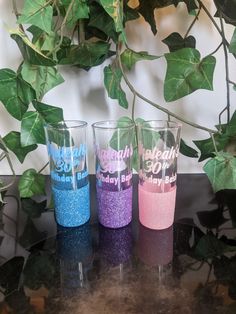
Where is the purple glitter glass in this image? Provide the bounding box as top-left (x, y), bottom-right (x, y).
top-left (96, 185), bottom-right (133, 228)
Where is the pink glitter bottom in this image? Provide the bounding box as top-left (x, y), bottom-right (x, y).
top-left (97, 186), bottom-right (132, 229)
top-left (138, 184), bottom-right (177, 230)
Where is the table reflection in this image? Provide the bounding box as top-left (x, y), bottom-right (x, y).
top-left (57, 223), bottom-right (93, 297)
top-left (138, 224), bottom-right (173, 267)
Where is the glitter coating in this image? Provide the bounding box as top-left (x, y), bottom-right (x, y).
top-left (96, 185), bottom-right (132, 228)
top-left (52, 183), bottom-right (90, 227)
top-left (138, 184), bottom-right (176, 230)
top-left (99, 224), bottom-right (132, 266)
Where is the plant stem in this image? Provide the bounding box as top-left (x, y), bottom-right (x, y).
top-left (131, 93), bottom-right (136, 121)
top-left (197, 0), bottom-right (233, 50)
top-left (12, 0), bottom-right (24, 31)
top-left (219, 13), bottom-right (231, 123)
top-left (197, 1), bottom-right (224, 39)
top-left (117, 54), bottom-right (217, 134)
top-left (229, 79), bottom-right (236, 86)
top-left (207, 42), bottom-right (223, 56)
top-left (48, 0), bottom-right (76, 55)
top-left (184, 6), bottom-right (201, 38)
top-left (210, 132), bottom-right (218, 153)
top-left (79, 19), bottom-right (85, 43)
top-left (0, 136), bottom-right (16, 192)
top-left (38, 162), bottom-right (49, 174)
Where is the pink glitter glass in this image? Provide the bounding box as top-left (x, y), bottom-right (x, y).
top-left (137, 120), bottom-right (181, 230)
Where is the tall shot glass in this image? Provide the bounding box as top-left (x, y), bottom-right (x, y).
top-left (138, 120), bottom-right (181, 230)
top-left (44, 120), bottom-right (90, 227)
top-left (92, 120), bottom-right (135, 228)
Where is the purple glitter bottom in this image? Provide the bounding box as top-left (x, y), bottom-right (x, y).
top-left (96, 185), bottom-right (132, 229)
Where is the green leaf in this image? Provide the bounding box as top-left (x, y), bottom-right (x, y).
top-left (138, 122), bottom-right (161, 150)
top-left (138, 0), bottom-right (173, 35)
top-left (104, 65), bottom-right (128, 108)
top-left (164, 48), bottom-right (216, 101)
top-left (19, 169), bottom-right (46, 198)
top-left (33, 100), bottom-right (63, 123)
top-left (21, 111), bottom-right (46, 146)
top-left (180, 138), bottom-right (198, 158)
top-left (100, 0), bottom-right (123, 32)
top-left (0, 257), bottom-right (24, 294)
top-left (138, 1), bottom-right (196, 35)
top-left (225, 110), bottom-right (236, 137)
top-left (10, 29), bottom-right (56, 66)
top-left (121, 49), bottom-right (159, 70)
top-left (162, 32), bottom-right (196, 52)
top-left (19, 219), bottom-right (47, 249)
top-left (214, 0), bottom-right (236, 26)
top-left (21, 198), bottom-right (47, 218)
top-left (204, 152), bottom-right (236, 192)
top-left (60, 0), bottom-right (90, 28)
top-left (27, 25), bottom-right (45, 46)
top-left (23, 252), bottom-right (55, 289)
top-left (229, 28), bottom-right (236, 53)
top-left (21, 62), bottom-right (64, 99)
top-left (88, 2), bottom-right (118, 42)
top-left (100, 0), bottom-right (126, 41)
top-left (3, 131), bottom-right (37, 163)
top-left (109, 116), bottom-right (137, 171)
top-left (197, 208), bottom-right (227, 229)
top-left (0, 69), bottom-right (35, 120)
top-left (18, 0), bottom-right (53, 33)
top-left (27, 26), bottom-right (58, 51)
top-left (58, 41), bottom-right (110, 66)
top-left (123, 2), bottom-right (139, 22)
top-left (135, 118), bottom-right (164, 153)
top-left (41, 32), bottom-right (58, 51)
top-left (195, 233), bottom-right (236, 260)
top-left (109, 116), bottom-right (135, 150)
top-left (174, 0), bottom-right (198, 12)
top-left (194, 134), bottom-right (228, 162)
top-left (135, 118), bottom-right (162, 150)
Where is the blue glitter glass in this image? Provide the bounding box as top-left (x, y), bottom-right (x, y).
top-left (44, 120), bottom-right (90, 228)
top-left (53, 183), bottom-right (90, 227)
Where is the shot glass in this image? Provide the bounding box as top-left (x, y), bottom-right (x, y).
top-left (44, 120), bottom-right (90, 227)
top-left (137, 120), bottom-right (181, 230)
top-left (92, 120), bottom-right (135, 228)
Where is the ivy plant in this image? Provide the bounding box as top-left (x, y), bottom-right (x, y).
top-left (0, 0), bottom-right (236, 200)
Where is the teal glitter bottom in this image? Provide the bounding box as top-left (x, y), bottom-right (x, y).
top-left (52, 183), bottom-right (90, 227)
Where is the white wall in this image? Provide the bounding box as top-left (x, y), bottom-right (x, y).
top-left (0, 0), bottom-right (235, 175)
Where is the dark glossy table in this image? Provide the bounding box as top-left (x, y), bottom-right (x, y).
top-left (0, 174), bottom-right (236, 314)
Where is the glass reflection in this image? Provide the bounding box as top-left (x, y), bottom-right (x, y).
top-left (57, 223), bottom-right (93, 297)
top-left (99, 224), bottom-right (132, 267)
top-left (138, 224), bottom-right (173, 267)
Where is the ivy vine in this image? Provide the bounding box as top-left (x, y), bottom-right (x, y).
top-left (0, 0), bottom-right (236, 200)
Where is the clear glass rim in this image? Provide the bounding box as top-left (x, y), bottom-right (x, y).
top-left (137, 120), bottom-right (181, 130)
top-left (45, 120), bottom-right (87, 130)
top-left (92, 120), bottom-right (135, 130)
